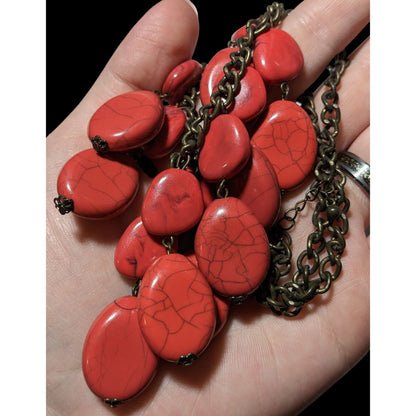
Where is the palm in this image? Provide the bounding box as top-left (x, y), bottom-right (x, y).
top-left (46, 0), bottom-right (370, 415)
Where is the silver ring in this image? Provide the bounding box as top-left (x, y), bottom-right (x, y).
top-left (337, 151), bottom-right (370, 194)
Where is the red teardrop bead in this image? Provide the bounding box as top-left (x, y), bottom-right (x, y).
top-left (252, 28), bottom-right (303, 85)
top-left (56, 149), bottom-right (139, 219)
top-left (162, 59), bottom-right (203, 105)
top-left (88, 90), bottom-right (165, 151)
top-left (231, 26), bottom-right (248, 41)
top-left (195, 197), bottom-right (270, 297)
top-left (82, 296), bottom-right (158, 403)
top-left (200, 47), bottom-right (238, 105)
top-left (232, 27), bottom-right (303, 85)
top-left (114, 216), bottom-right (176, 279)
top-left (143, 106), bottom-right (186, 159)
top-left (185, 253), bottom-right (230, 337)
top-left (200, 48), bottom-right (266, 122)
top-left (142, 168), bottom-right (204, 236)
top-left (229, 146), bottom-right (281, 228)
top-left (138, 254), bottom-right (216, 362)
top-left (199, 114), bottom-right (251, 182)
top-left (251, 100), bottom-right (317, 190)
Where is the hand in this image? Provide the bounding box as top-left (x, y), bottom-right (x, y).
top-left (46, 0), bottom-right (370, 414)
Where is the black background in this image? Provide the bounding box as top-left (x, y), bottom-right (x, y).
top-left (46, 0), bottom-right (369, 413)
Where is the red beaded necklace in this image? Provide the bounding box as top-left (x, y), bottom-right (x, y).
top-left (53, 2), bottom-right (348, 407)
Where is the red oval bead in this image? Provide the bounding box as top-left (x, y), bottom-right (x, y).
top-left (185, 253), bottom-right (230, 336)
top-left (195, 197), bottom-right (270, 297)
top-left (199, 114), bottom-right (251, 182)
top-left (162, 59), bottom-right (203, 105)
top-left (251, 100), bottom-right (317, 190)
top-left (56, 149), bottom-right (139, 219)
top-left (88, 90), bottom-right (165, 151)
top-left (229, 146), bottom-right (281, 228)
top-left (200, 48), bottom-right (267, 122)
top-left (232, 27), bottom-right (303, 85)
top-left (143, 106), bottom-right (186, 159)
top-left (82, 296), bottom-right (158, 402)
top-left (253, 29), bottom-right (303, 85)
top-left (142, 168), bottom-right (204, 236)
top-left (138, 254), bottom-right (216, 362)
top-left (114, 216), bottom-right (175, 279)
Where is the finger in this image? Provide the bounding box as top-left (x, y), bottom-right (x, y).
top-left (84, 0), bottom-right (199, 111)
top-left (279, 0), bottom-right (370, 98)
top-left (314, 38), bottom-right (370, 152)
top-left (344, 126), bottom-right (370, 232)
top-left (48, 0), bottom-right (199, 138)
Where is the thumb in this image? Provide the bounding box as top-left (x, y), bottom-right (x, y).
top-left (48, 0), bottom-right (199, 141)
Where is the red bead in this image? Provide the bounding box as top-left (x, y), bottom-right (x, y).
top-left (57, 149), bottom-right (139, 219)
top-left (232, 27), bottom-right (303, 85)
top-left (200, 48), bottom-right (266, 122)
top-left (253, 29), bottom-right (303, 85)
top-left (251, 100), bottom-right (317, 190)
top-left (199, 114), bottom-right (251, 182)
top-left (229, 146), bottom-right (281, 228)
top-left (186, 253), bottom-right (230, 336)
top-left (88, 90), bottom-right (165, 151)
top-left (138, 254), bottom-right (216, 362)
top-left (142, 168), bottom-right (204, 236)
top-left (200, 47), bottom-right (238, 105)
top-left (114, 216), bottom-right (175, 279)
top-left (195, 197), bottom-right (270, 297)
top-left (82, 296), bottom-right (158, 402)
top-left (143, 106), bottom-right (186, 159)
top-left (185, 252), bottom-right (199, 267)
top-left (162, 59), bottom-right (203, 105)
top-left (200, 179), bottom-right (215, 208)
top-left (231, 26), bottom-right (248, 41)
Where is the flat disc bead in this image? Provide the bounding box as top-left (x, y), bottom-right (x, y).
top-left (186, 253), bottom-right (230, 337)
top-left (232, 28), bottom-right (303, 85)
top-left (82, 296), bottom-right (158, 403)
top-left (88, 90), bottom-right (165, 151)
top-left (229, 146), bottom-right (281, 228)
top-left (200, 48), bottom-right (266, 122)
top-left (138, 254), bottom-right (216, 362)
top-left (143, 106), bottom-right (186, 159)
top-left (114, 216), bottom-right (177, 279)
top-left (251, 100), bottom-right (317, 190)
top-left (142, 168), bottom-right (204, 236)
top-left (195, 197), bottom-right (270, 297)
top-left (56, 148), bottom-right (139, 219)
top-left (162, 59), bottom-right (203, 105)
top-left (199, 114), bottom-right (251, 182)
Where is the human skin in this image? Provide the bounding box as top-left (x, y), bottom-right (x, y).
top-left (46, 0), bottom-right (370, 414)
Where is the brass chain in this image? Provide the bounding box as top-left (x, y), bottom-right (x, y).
top-left (256, 52), bottom-right (350, 317)
top-left (169, 3), bottom-right (351, 317)
top-left (170, 2), bottom-right (288, 172)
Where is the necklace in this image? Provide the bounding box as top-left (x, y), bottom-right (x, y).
top-left (53, 2), bottom-right (350, 406)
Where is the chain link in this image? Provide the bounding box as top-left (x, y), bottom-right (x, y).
top-left (256, 52), bottom-right (351, 317)
top-left (170, 2), bottom-right (288, 172)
